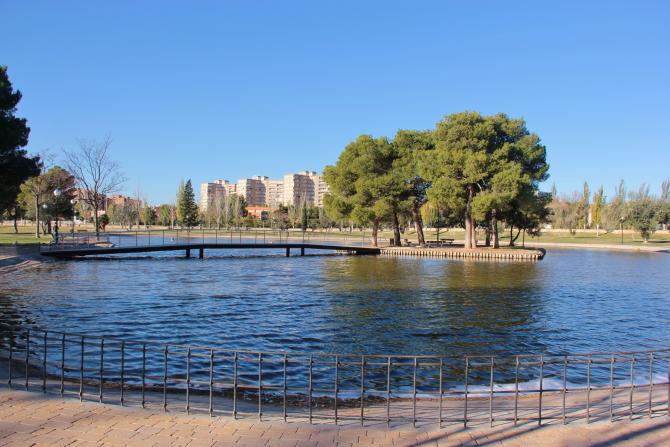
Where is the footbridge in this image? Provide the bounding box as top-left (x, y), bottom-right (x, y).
top-left (39, 229), bottom-right (383, 258)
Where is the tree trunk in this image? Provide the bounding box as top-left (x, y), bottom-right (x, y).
top-left (371, 220), bottom-right (379, 247)
top-left (93, 203), bottom-right (100, 237)
top-left (411, 203), bottom-right (426, 246)
top-left (484, 226), bottom-right (491, 247)
top-left (464, 185), bottom-right (475, 249)
top-left (392, 211), bottom-right (401, 246)
top-left (34, 196), bottom-right (40, 239)
top-left (508, 225), bottom-right (514, 247)
top-left (491, 209), bottom-right (499, 248)
top-left (13, 206), bottom-right (19, 234)
top-left (511, 228), bottom-right (521, 246)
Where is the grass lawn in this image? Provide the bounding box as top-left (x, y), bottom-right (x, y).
top-left (505, 230), bottom-right (670, 246)
top-left (0, 224), bottom-right (48, 245)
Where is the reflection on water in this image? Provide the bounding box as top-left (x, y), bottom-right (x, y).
top-left (0, 249), bottom-right (669, 361)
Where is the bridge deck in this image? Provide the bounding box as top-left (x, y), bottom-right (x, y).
top-left (40, 242), bottom-right (381, 258)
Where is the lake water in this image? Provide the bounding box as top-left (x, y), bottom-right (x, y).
top-left (2, 247), bottom-right (669, 356)
top-left (1, 247), bottom-right (669, 392)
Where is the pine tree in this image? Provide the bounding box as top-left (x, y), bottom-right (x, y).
top-left (0, 66), bottom-right (41, 226)
top-left (176, 179), bottom-right (185, 224)
top-left (176, 179), bottom-right (198, 228)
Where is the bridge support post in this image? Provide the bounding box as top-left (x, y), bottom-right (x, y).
top-left (185, 248), bottom-right (191, 258)
top-left (286, 248), bottom-right (290, 257)
top-left (300, 247), bottom-right (305, 256)
top-left (199, 248), bottom-right (204, 259)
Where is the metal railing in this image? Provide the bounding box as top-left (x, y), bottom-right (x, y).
top-left (40, 228), bottom-right (392, 252)
top-left (1, 327), bottom-right (668, 427)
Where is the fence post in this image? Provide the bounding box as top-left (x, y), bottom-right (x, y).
top-left (630, 354), bottom-right (635, 420)
top-left (283, 353), bottom-right (288, 422)
top-left (7, 335), bottom-right (13, 388)
top-left (186, 347), bottom-right (191, 414)
top-left (464, 357), bottom-right (469, 428)
top-left (258, 352), bottom-right (263, 421)
top-left (25, 329), bottom-right (30, 389)
top-left (42, 331), bottom-right (47, 392)
top-left (233, 352), bottom-right (238, 419)
top-left (120, 341), bottom-right (125, 406)
top-left (163, 346), bottom-right (168, 411)
top-left (60, 334), bottom-right (65, 396)
top-left (99, 338), bottom-right (104, 402)
top-left (209, 349), bottom-right (214, 417)
top-left (79, 336), bottom-right (84, 400)
top-left (142, 343), bottom-right (147, 408)
top-left (538, 354), bottom-right (544, 426)
top-left (360, 355), bottom-right (365, 426)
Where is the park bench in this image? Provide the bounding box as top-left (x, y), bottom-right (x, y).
top-left (425, 239), bottom-right (454, 248)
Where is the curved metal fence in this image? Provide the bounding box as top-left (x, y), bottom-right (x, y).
top-left (1, 327), bottom-right (668, 427)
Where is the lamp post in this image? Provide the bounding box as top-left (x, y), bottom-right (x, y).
top-left (41, 203), bottom-right (48, 239)
top-left (620, 216), bottom-right (624, 245)
top-left (71, 199), bottom-right (77, 243)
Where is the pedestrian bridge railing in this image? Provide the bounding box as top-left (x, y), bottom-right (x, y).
top-left (1, 327), bottom-right (668, 427)
top-left (40, 228), bottom-right (390, 253)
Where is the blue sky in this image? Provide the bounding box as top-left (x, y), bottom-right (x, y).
top-left (3, 1), bottom-right (669, 204)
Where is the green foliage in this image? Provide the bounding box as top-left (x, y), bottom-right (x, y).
top-left (0, 66), bottom-right (41, 215)
top-left (141, 205), bottom-right (156, 226)
top-left (17, 166), bottom-right (76, 236)
top-left (602, 180), bottom-right (626, 232)
top-left (591, 186), bottom-right (605, 229)
top-left (99, 213), bottom-right (110, 230)
top-left (157, 204), bottom-right (174, 227)
top-left (324, 135), bottom-right (399, 245)
top-left (626, 186), bottom-right (658, 242)
top-left (176, 179), bottom-right (199, 227)
top-left (421, 112), bottom-right (549, 247)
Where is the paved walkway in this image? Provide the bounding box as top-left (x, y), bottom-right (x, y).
top-left (1, 390), bottom-right (670, 446)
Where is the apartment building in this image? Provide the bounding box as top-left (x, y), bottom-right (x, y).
top-left (200, 170), bottom-right (329, 211)
top-left (263, 179), bottom-right (284, 209)
top-left (236, 176), bottom-right (267, 207)
top-left (199, 180), bottom-right (229, 211)
top-left (316, 175), bottom-right (329, 207)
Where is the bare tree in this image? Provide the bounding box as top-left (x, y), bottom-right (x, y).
top-left (65, 137), bottom-right (125, 236)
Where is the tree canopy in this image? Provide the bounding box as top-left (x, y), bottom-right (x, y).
top-left (0, 66), bottom-right (41, 219)
top-left (324, 111), bottom-right (551, 248)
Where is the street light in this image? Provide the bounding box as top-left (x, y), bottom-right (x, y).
top-left (620, 216), bottom-right (625, 245)
top-left (71, 198), bottom-right (77, 242)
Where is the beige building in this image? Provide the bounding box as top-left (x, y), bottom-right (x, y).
top-left (200, 170), bottom-right (329, 211)
top-left (263, 179), bottom-right (284, 209)
top-left (199, 180), bottom-right (229, 212)
top-left (316, 175), bottom-right (329, 207)
top-left (282, 171), bottom-right (329, 207)
top-left (236, 176), bottom-right (267, 207)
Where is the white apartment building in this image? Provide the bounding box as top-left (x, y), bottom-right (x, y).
top-left (201, 170), bottom-right (329, 211)
top-left (263, 179), bottom-right (284, 209)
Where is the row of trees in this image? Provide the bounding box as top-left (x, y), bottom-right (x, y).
top-left (324, 112), bottom-right (550, 247)
top-left (550, 180), bottom-right (670, 241)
